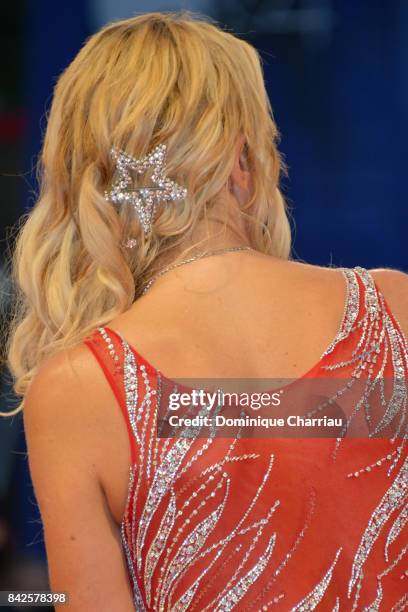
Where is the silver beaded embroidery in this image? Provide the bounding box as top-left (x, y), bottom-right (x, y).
top-left (137, 437), bottom-right (193, 572)
top-left (245, 488), bottom-right (317, 612)
top-left (214, 533), bottom-right (277, 611)
top-left (322, 268), bottom-right (360, 358)
top-left (346, 449), bottom-right (398, 479)
top-left (120, 466), bottom-right (147, 612)
top-left (290, 547), bottom-right (342, 611)
top-left (348, 456), bottom-right (408, 597)
top-left (123, 339), bottom-right (140, 444)
top-left (391, 593), bottom-right (408, 612)
top-left (364, 543), bottom-right (408, 611)
top-left (332, 597), bottom-right (340, 612)
top-left (166, 454), bottom-right (277, 610)
top-left (206, 498), bottom-right (280, 611)
top-left (144, 490), bottom-right (177, 607)
top-left (362, 582), bottom-right (383, 612)
top-left (158, 480), bottom-right (231, 610)
top-left (385, 503), bottom-right (408, 562)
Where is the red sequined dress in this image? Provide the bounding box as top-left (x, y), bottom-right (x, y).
top-left (84, 267), bottom-right (408, 611)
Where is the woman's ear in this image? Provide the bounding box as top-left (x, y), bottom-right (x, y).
top-left (239, 141), bottom-right (249, 172)
top-left (230, 137), bottom-right (250, 193)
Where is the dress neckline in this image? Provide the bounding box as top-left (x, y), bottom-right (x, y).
top-left (102, 267), bottom-right (360, 390)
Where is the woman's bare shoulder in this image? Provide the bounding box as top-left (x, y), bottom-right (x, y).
top-left (287, 261), bottom-right (408, 337)
top-left (24, 342), bottom-right (102, 411)
top-left (270, 260), bottom-right (408, 338)
top-left (23, 341), bottom-right (113, 469)
top-left (268, 258), bottom-right (348, 302)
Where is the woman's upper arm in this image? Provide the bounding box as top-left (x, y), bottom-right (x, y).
top-left (23, 348), bottom-right (135, 612)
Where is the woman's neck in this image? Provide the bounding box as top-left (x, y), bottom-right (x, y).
top-left (173, 193), bottom-right (250, 259)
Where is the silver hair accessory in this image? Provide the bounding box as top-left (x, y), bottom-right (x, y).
top-left (105, 143), bottom-right (187, 244)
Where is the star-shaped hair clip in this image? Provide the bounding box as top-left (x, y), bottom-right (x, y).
top-left (105, 143), bottom-right (187, 246)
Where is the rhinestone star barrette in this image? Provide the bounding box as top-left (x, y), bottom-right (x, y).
top-left (105, 143), bottom-right (187, 239)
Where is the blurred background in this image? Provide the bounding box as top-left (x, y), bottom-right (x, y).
top-left (0, 0), bottom-right (407, 609)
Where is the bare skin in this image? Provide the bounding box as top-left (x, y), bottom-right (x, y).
top-left (22, 141), bottom-right (408, 610)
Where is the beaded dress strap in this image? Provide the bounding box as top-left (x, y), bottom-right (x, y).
top-left (315, 266), bottom-right (408, 466)
top-left (83, 326), bottom-right (141, 467)
top-left (321, 267), bottom-right (361, 358)
top-left (322, 266), bottom-right (407, 364)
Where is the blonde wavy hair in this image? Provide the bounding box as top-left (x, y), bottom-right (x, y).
top-left (4, 11), bottom-right (291, 415)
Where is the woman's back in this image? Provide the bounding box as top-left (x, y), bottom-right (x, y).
top-left (73, 256), bottom-right (407, 611)
top-left (105, 254), bottom-right (348, 380)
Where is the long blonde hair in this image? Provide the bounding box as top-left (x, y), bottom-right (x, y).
top-left (5, 11), bottom-right (291, 415)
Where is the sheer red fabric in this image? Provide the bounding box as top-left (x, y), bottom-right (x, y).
top-left (84, 267), bottom-right (408, 611)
